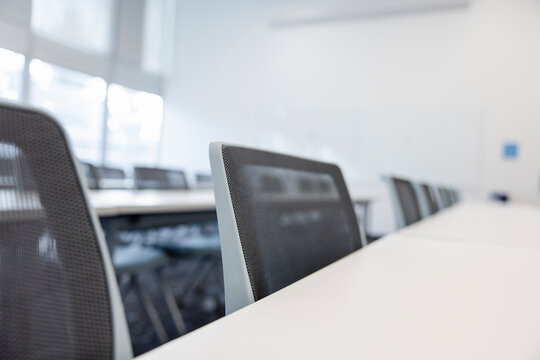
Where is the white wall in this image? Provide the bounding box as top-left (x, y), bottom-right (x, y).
top-left (161, 0), bottom-right (540, 232)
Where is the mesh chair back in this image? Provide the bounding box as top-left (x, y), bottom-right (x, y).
top-left (96, 166), bottom-right (125, 180)
top-left (210, 143), bottom-right (362, 313)
top-left (438, 187), bottom-right (453, 208)
top-left (95, 166), bottom-right (127, 189)
top-left (134, 167), bottom-right (188, 190)
top-left (195, 173), bottom-right (213, 189)
top-left (390, 177), bottom-right (422, 227)
top-left (0, 104), bottom-right (131, 359)
top-left (420, 184), bottom-right (438, 215)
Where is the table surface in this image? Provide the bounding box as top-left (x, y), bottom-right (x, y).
top-left (137, 201), bottom-right (540, 360)
top-left (89, 187), bottom-right (383, 217)
top-left (399, 200), bottom-right (540, 247)
top-left (89, 189), bottom-right (217, 217)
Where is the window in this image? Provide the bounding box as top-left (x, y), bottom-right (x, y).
top-left (31, 0), bottom-right (113, 54)
top-left (142, 0), bottom-right (171, 74)
top-left (0, 48), bottom-right (25, 101)
top-left (29, 60), bottom-right (107, 162)
top-left (106, 84), bottom-right (163, 167)
top-left (0, 0), bottom-right (171, 167)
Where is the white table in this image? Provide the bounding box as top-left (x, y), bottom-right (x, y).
top-left (89, 188), bottom-right (381, 217)
top-left (399, 200), bottom-right (540, 247)
top-left (89, 188), bottom-right (381, 250)
top-left (137, 232), bottom-right (540, 360)
top-left (135, 201), bottom-right (540, 359)
top-left (89, 189), bottom-right (217, 217)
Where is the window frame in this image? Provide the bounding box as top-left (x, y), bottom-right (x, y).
top-left (0, 0), bottom-right (175, 165)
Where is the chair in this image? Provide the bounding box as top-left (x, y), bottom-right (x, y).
top-left (79, 161), bottom-right (100, 190)
top-left (385, 176), bottom-right (422, 229)
top-left (0, 103), bottom-right (132, 359)
top-left (437, 187), bottom-right (453, 209)
top-left (195, 173), bottom-right (213, 189)
top-left (95, 166), bottom-right (127, 189)
top-left (134, 167), bottom-right (188, 190)
top-left (417, 183), bottom-right (439, 218)
top-left (209, 142), bottom-right (363, 314)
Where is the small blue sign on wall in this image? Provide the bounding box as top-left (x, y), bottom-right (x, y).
top-left (503, 142), bottom-right (519, 159)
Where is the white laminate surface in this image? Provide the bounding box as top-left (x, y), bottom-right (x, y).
top-left (400, 200), bottom-right (540, 246)
top-left (137, 233), bottom-right (540, 360)
top-left (89, 189), bottom-right (217, 217)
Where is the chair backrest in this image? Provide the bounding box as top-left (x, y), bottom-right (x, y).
top-left (0, 103), bottom-right (132, 359)
top-left (134, 166), bottom-right (188, 190)
top-left (385, 176), bottom-right (422, 228)
top-left (450, 188), bottom-right (460, 203)
top-left (95, 166), bottom-right (127, 189)
top-left (79, 161), bottom-right (100, 190)
top-left (195, 173), bottom-right (213, 189)
top-left (437, 187), bottom-right (453, 208)
top-left (419, 183), bottom-right (439, 217)
top-left (210, 142), bottom-right (363, 314)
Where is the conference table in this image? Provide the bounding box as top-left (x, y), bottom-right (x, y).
top-left (399, 200), bottom-right (540, 246)
top-left (90, 189), bottom-right (217, 217)
top-left (88, 188), bottom-right (382, 247)
top-left (136, 200), bottom-right (540, 360)
top-left (89, 187), bottom-right (382, 217)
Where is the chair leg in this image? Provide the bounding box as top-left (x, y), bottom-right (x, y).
top-left (132, 276), bottom-right (169, 344)
top-left (158, 271), bottom-right (188, 336)
top-left (174, 256), bottom-right (210, 305)
top-left (193, 256), bottom-right (218, 292)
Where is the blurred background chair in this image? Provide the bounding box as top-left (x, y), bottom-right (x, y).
top-left (0, 103), bottom-right (132, 359)
top-left (209, 142), bottom-right (364, 314)
top-left (437, 187), bottom-right (453, 209)
top-left (95, 165), bottom-right (128, 189)
top-left (385, 176), bottom-right (423, 229)
top-left (195, 173), bottom-right (213, 189)
top-left (134, 167), bottom-right (189, 190)
top-left (416, 183), bottom-right (439, 219)
top-left (79, 161), bottom-right (100, 190)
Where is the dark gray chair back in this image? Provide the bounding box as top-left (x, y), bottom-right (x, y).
top-left (195, 173), bottom-right (213, 189)
top-left (210, 142), bottom-right (363, 313)
top-left (389, 177), bottom-right (422, 227)
top-left (95, 166), bottom-right (126, 189)
top-left (0, 104), bottom-right (131, 359)
top-left (134, 167), bottom-right (188, 190)
top-left (438, 187), bottom-right (453, 208)
top-left (420, 183), bottom-right (439, 215)
top-left (80, 161), bottom-right (100, 190)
